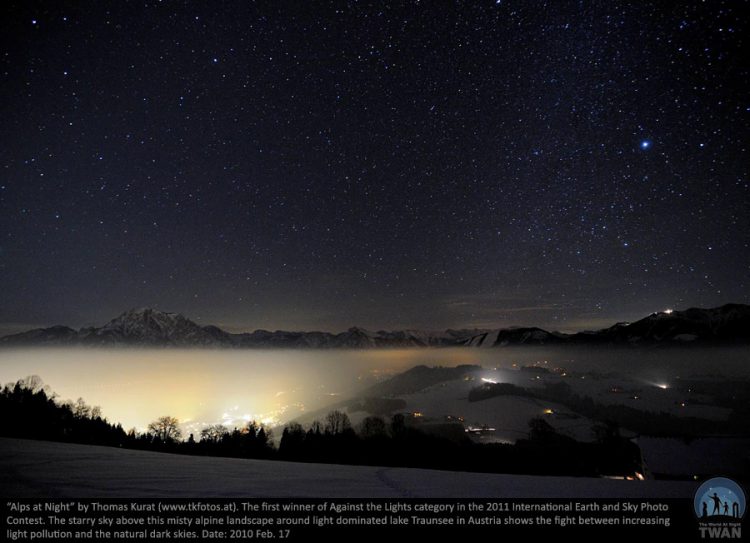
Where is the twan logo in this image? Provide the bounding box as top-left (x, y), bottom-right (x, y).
top-left (694, 477), bottom-right (745, 539)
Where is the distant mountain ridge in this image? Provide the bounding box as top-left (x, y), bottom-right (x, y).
top-left (1, 304), bottom-right (748, 348)
top-left (0, 308), bottom-right (480, 348)
top-left (461, 303), bottom-right (750, 347)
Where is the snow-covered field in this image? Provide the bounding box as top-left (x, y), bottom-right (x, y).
top-left (295, 363), bottom-right (733, 446)
top-left (367, 378), bottom-right (594, 443)
top-left (474, 365), bottom-right (732, 421)
top-left (406, 379), bottom-right (592, 440)
top-left (0, 438), bottom-right (696, 498)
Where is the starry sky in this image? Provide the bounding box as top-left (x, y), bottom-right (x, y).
top-left (1, 1), bottom-right (748, 335)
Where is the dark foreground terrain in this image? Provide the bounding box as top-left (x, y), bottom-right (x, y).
top-left (0, 437), bottom-right (696, 498)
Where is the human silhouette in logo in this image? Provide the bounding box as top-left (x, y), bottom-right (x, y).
top-left (702, 502), bottom-right (708, 518)
top-left (723, 501), bottom-right (729, 515)
top-left (733, 501), bottom-right (740, 518)
top-left (710, 493), bottom-right (722, 515)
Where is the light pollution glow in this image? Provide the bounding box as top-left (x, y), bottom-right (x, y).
top-left (1, 347), bottom-right (748, 435)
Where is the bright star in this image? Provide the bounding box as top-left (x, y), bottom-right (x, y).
top-left (640, 140), bottom-right (652, 150)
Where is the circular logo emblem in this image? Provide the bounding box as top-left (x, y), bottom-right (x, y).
top-left (694, 477), bottom-right (746, 520)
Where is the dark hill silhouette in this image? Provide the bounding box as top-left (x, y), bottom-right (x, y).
top-left (1, 304), bottom-right (748, 348)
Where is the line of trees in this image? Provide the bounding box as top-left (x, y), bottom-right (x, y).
top-left (276, 410), bottom-right (641, 477)
top-left (0, 376), bottom-right (127, 447)
top-left (0, 376), bottom-right (642, 478)
top-left (0, 376), bottom-right (273, 457)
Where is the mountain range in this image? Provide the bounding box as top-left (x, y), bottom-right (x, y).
top-left (1, 304), bottom-right (748, 348)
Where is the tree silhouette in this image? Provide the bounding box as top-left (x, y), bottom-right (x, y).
top-left (324, 410), bottom-right (352, 435)
top-left (0, 376), bottom-right (127, 447)
top-left (147, 416), bottom-right (182, 443)
top-left (200, 424), bottom-right (229, 443)
top-left (73, 397), bottom-right (91, 419)
top-left (593, 421), bottom-right (621, 444)
top-left (390, 413), bottom-right (406, 437)
top-left (360, 416), bottom-right (387, 439)
top-left (528, 416), bottom-right (556, 442)
top-left (20, 375), bottom-right (44, 393)
top-left (0, 375), bottom-right (647, 478)
top-left (279, 422), bottom-right (305, 458)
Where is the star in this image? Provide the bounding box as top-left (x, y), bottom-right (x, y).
top-left (0, 1), bottom-right (745, 333)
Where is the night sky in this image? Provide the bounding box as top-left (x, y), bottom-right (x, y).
top-left (1, 1), bottom-right (748, 335)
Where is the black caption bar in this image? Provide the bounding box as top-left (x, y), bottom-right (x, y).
top-left (2, 499), bottom-right (711, 540)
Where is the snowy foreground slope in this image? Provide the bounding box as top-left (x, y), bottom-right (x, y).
top-left (0, 438), bottom-right (695, 498)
